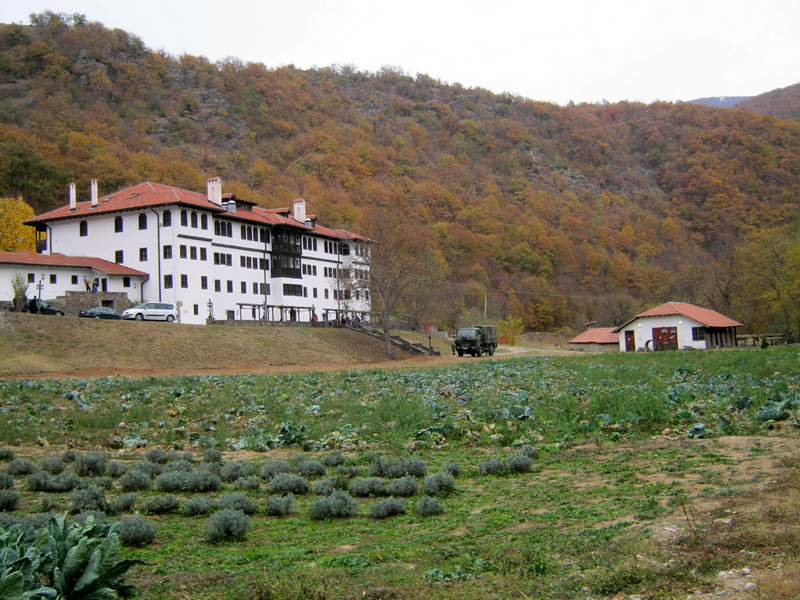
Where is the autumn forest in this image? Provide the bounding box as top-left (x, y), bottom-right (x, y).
top-left (2, 12), bottom-right (800, 336)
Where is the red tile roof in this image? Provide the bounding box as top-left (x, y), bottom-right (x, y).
top-left (0, 252), bottom-right (149, 277)
top-left (24, 182), bottom-right (365, 242)
top-left (615, 302), bottom-right (742, 331)
top-left (569, 328), bottom-right (619, 344)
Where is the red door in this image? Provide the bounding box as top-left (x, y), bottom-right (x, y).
top-left (625, 330), bottom-right (635, 352)
top-left (652, 327), bottom-right (677, 350)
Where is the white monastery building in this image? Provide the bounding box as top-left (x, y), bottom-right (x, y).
top-left (20, 178), bottom-right (370, 325)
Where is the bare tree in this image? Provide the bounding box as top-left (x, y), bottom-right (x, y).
top-left (9, 272), bottom-right (28, 312)
top-left (342, 208), bottom-right (446, 359)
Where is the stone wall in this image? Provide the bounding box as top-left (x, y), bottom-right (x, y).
top-left (49, 291), bottom-right (136, 316)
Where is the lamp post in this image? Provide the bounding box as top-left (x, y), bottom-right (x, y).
top-left (427, 331), bottom-right (433, 354)
top-left (38, 274), bottom-right (45, 302)
top-left (207, 300), bottom-right (213, 321)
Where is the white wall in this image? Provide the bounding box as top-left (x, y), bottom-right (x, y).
top-left (619, 315), bottom-right (707, 351)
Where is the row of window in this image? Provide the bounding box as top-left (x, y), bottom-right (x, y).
top-left (80, 210), bottom-right (211, 238)
top-left (302, 237), bottom-right (318, 251)
top-left (240, 255), bottom-right (269, 270)
top-left (25, 273), bottom-right (131, 288)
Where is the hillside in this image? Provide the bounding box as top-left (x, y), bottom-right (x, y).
top-left (1, 13), bottom-right (800, 335)
top-left (687, 95), bottom-right (751, 108)
top-left (0, 311), bottom-right (413, 377)
top-left (735, 82), bottom-right (800, 122)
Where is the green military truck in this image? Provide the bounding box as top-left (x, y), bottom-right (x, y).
top-left (453, 325), bottom-right (498, 357)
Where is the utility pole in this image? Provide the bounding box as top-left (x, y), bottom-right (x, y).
top-left (484, 289), bottom-right (487, 322)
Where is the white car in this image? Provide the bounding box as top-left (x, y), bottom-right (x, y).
top-left (121, 302), bottom-right (178, 322)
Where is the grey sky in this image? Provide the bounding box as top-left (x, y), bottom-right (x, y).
top-left (2, 0), bottom-right (798, 105)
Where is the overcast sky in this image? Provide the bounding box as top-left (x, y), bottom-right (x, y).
top-left (1, 0), bottom-right (798, 105)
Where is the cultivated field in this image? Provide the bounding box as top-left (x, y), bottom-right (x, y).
top-left (0, 343), bottom-right (799, 599)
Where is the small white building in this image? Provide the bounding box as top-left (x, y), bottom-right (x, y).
top-left (568, 328), bottom-right (619, 352)
top-left (0, 251), bottom-right (148, 306)
top-left (613, 302), bottom-right (742, 352)
top-left (23, 179), bottom-right (370, 325)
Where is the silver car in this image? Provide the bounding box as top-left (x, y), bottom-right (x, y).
top-left (121, 302), bottom-right (178, 322)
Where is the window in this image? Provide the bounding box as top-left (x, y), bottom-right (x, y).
top-left (324, 289), bottom-right (329, 299)
top-left (115, 250), bottom-right (123, 264)
top-left (180, 274), bottom-right (188, 288)
top-left (214, 252), bottom-right (220, 265)
top-left (164, 274), bottom-right (173, 289)
top-left (49, 274), bottom-right (57, 284)
top-left (114, 216), bottom-right (123, 233)
top-left (241, 225), bottom-right (246, 239)
top-left (181, 210), bottom-right (188, 227)
top-left (260, 283), bottom-right (270, 295)
top-left (303, 287), bottom-right (308, 298)
top-left (71, 275), bottom-right (78, 285)
top-left (313, 239), bottom-right (317, 251)
top-left (191, 212), bottom-right (198, 228)
top-left (283, 284), bottom-right (303, 296)
top-left (214, 280), bottom-right (221, 292)
top-left (123, 277), bottom-right (130, 288)
top-left (27, 273), bottom-right (34, 283)
top-left (201, 214), bottom-right (208, 230)
top-left (260, 228), bottom-right (269, 244)
top-left (227, 280), bottom-right (233, 293)
top-left (190, 246), bottom-right (197, 260)
top-left (193, 304), bottom-right (199, 316)
top-left (201, 276), bottom-right (208, 290)
top-left (259, 258), bottom-right (269, 270)
top-left (179, 245), bottom-right (187, 259)
top-left (692, 327), bottom-right (705, 341)
top-left (365, 291), bottom-right (369, 301)
top-left (226, 254), bottom-right (232, 266)
top-left (247, 226), bottom-right (253, 241)
top-left (79, 221), bottom-right (88, 237)
top-left (163, 245), bottom-right (172, 259)
top-left (313, 288), bottom-right (317, 298)
top-left (162, 210), bottom-right (172, 227)
top-left (252, 282), bottom-right (258, 294)
top-left (246, 256), bottom-right (252, 269)
top-left (139, 214), bottom-right (147, 230)
top-left (312, 265), bottom-right (317, 276)
top-left (240, 256), bottom-right (246, 268)
top-left (241, 282), bottom-right (247, 294)
top-left (200, 248), bottom-right (207, 261)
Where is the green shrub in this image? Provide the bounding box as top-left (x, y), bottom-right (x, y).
top-left (0, 490), bottom-right (19, 511)
top-left (260, 460), bottom-right (291, 479)
top-left (507, 454), bottom-right (533, 473)
top-left (309, 491), bottom-right (358, 520)
top-left (69, 486), bottom-right (106, 514)
top-left (233, 476), bottom-right (261, 491)
top-left (268, 473), bottom-right (309, 495)
top-left (132, 461), bottom-right (163, 478)
top-left (105, 461), bottom-right (128, 477)
top-left (40, 455), bottom-right (66, 475)
top-left (6, 458), bottom-right (36, 476)
top-left (321, 451), bottom-right (345, 466)
top-left (266, 494), bottom-right (295, 516)
top-left (519, 444), bottom-right (538, 459)
top-left (60, 449), bottom-right (77, 462)
top-left (53, 471), bottom-right (85, 492)
top-left (168, 450), bottom-right (196, 463)
top-left (145, 494), bottom-right (178, 514)
top-left (185, 468), bottom-right (221, 493)
top-left (73, 451), bottom-right (109, 477)
top-left (120, 515), bottom-right (157, 546)
top-left (478, 458), bottom-right (502, 476)
top-left (423, 472), bottom-right (455, 495)
top-left (220, 461), bottom-right (254, 482)
top-left (72, 511), bottom-right (107, 526)
top-left (109, 492), bottom-right (138, 514)
top-left (416, 496), bottom-right (444, 516)
top-left (369, 456), bottom-right (391, 477)
top-left (0, 448), bottom-right (15, 461)
top-left (337, 466), bottom-right (361, 478)
top-left (203, 448), bottom-right (223, 463)
top-left (91, 476), bottom-right (115, 490)
top-left (27, 472), bottom-right (56, 492)
top-left (295, 460), bottom-right (326, 478)
top-left (183, 496), bottom-right (213, 516)
top-left (218, 493), bottom-right (257, 515)
top-left (205, 509), bottom-right (250, 542)
top-left (349, 477), bottom-right (385, 497)
top-left (118, 470), bottom-right (151, 492)
top-left (369, 497), bottom-right (405, 519)
top-left (163, 460), bottom-right (195, 473)
top-left (400, 458), bottom-right (427, 478)
top-left (441, 462), bottom-right (461, 477)
top-left (154, 471), bottom-right (187, 492)
top-left (145, 448), bottom-right (169, 464)
top-left (0, 473), bottom-right (14, 489)
top-left (314, 477), bottom-right (337, 496)
top-left (384, 476), bottom-right (419, 497)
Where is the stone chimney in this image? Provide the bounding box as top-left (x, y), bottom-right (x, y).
top-left (207, 177), bottom-right (222, 205)
top-left (90, 179), bottom-right (98, 207)
top-left (69, 182), bottom-right (76, 210)
top-left (293, 198), bottom-right (306, 223)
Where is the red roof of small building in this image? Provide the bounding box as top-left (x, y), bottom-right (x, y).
top-left (569, 328), bottom-right (619, 344)
top-left (0, 252), bottom-right (149, 277)
top-left (24, 182), bottom-right (366, 242)
top-left (614, 302), bottom-right (742, 331)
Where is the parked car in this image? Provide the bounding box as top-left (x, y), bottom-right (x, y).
top-left (27, 299), bottom-right (65, 316)
top-left (120, 302), bottom-right (178, 322)
top-left (79, 306), bottom-right (121, 320)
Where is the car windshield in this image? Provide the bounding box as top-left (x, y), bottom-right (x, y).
top-left (456, 328), bottom-right (478, 339)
